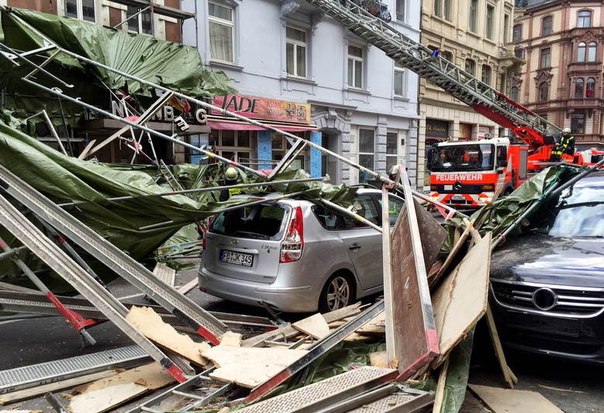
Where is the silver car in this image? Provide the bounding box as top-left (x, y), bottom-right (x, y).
top-left (198, 188), bottom-right (404, 313)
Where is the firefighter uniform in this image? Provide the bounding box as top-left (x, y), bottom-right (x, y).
top-left (551, 129), bottom-right (575, 162)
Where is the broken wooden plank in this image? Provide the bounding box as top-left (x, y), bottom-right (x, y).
top-left (388, 165), bottom-right (439, 381)
top-left (431, 233), bottom-right (491, 367)
top-left (68, 363), bottom-right (174, 413)
top-left (292, 313), bottom-right (330, 340)
top-left (415, 198), bottom-right (448, 272)
top-left (486, 305), bottom-right (518, 388)
top-left (432, 357), bottom-right (449, 413)
top-left (242, 303), bottom-right (361, 347)
top-left (220, 331), bottom-right (242, 347)
top-left (469, 385), bottom-right (564, 413)
top-left (201, 346), bottom-right (307, 388)
top-left (126, 306), bottom-right (209, 366)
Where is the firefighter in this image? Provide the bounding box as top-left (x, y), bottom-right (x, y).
top-left (551, 127), bottom-right (575, 162)
top-left (219, 166), bottom-right (240, 201)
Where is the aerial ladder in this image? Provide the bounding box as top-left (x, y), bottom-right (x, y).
top-left (305, 0), bottom-right (561, 151)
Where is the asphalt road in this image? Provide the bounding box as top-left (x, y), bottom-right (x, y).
top-left (1, 261), bottom-right (603, 412)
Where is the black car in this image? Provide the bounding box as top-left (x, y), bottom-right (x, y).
top-left (490, 171), bottom-right (604, 364)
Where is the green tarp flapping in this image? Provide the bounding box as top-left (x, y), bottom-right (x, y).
top-left (0, 124), bottom-right (356, 291)
top-left (0, 6), bottom-right (234, 126)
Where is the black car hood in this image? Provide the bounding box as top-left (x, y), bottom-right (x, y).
top-left (491, 234), bottom-right (604, 288)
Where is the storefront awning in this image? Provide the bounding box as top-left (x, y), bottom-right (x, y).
top-left (207, 120), bottom-right (317, 133)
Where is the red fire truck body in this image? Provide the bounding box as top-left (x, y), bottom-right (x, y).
top-left (429, 137), bottom-right (529, 208)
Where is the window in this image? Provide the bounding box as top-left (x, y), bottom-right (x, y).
top-left (513, 24), bottom-right (522, 43)
top-left (396, 0), bottom-right (405, 21)
top-left (386, 132), bottom-right (398, 173)
top-left (126, 6), bottom-right (152, 35)
top-left (538, 81), bottom-right (549, 102)
top-left (481, 65), bottom-right (492, 85)
top-left (578, 42), bottom-right (587, 62)
top-left (588, 41), bottom-right (597, 62)
top-left (542, 16), bottom-right (553, 35)
top-left (469, 0), bottom-right (478, 33)
top-left (393, 62), bottom-right (406, 96)
top-left (510, 86), bottom-right (519, 101)
top-left (465, 59), bottom-right (476, 76)
top-left (286, 27), bottom-right (307, 78)
top-left (577, 10), bottom-right (592, 28)
top-left (504, 14), bottom-right (510, 43)
top-left (441, 50), bottom-right (453, 61)
top-left (358, 129), bottom-right (375, 183)
top-left (586, 77), bottom-right (596, 98)
top-left (571, 112), bottom-right (585, 134)
top-left (540, 48), bottom-right (551, 68)
top-left (65, 0), bottom-right (95, 22)
top-left (486, 5), bottom-right (494, 40)
top-left (575, 78), bottom-right (585, 98)
top-left (347, 45), bottom-right (364, 89)
top-left (209, 2), bottom-right (235, 63)
top-left (434, 0), bottom-right (451, 20)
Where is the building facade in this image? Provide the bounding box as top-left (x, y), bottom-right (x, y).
top-left (419, 0), bottom-right (519, 187)
top-left (183, 0), bottom-right (421, 186)
top-left (513, 0), bottom-right (604, 151)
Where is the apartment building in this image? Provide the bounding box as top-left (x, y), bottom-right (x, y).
top-left (183, 0), bottom-right (421, 186)
top-left (419, 0), bottom-right (519, 187)
top-left (513, 0), bottom-right (604, 151)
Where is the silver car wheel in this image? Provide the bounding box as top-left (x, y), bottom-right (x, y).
top-left (325, 276), bottom-right (351, 311)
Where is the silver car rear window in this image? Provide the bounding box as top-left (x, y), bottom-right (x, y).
top-left (210, 204), bottom-right (287, 240)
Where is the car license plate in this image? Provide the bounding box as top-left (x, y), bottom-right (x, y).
top-left (219, 249), bottom-right (253, 267)
top-left (451, 195), bottom-right (465, 202)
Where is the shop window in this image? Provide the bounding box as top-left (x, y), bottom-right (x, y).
top-left (126, 6), bottom-right (152, 35)
top-left (486, 5), bottom-right (494, 40)
top-left (575, 78), bottom-right (585, 98)
top-left (209, 1), bottom-right (235, 63)
top-left (393, 62), bottom-right (406, 97)
top-left (513, 24), bottom-right (522, 43)
top-left (538, 81), bottom-right (549, 102)
top-left (542, 16), bottom-right (553, 36)
top-left (571, 112), bottom-right (586, 134)
top-left (586, 77), bottom-right (596, 98)
top-left (540, 47), bottom-right (551, 68)
top-left (347, 45), bottom-right (364, 89)
top-left (465, 59), bottom-right (476, 76)
top-left (468, 0), bottom-right (478, 33)
top-left (481, 65), bottom-right (491, 86)
top-left (286, 26), bottom-right (307, 78)
top-left (65, 0), bottom-right (95, 22)
top-left (272, 133), bottom-right (308, 170)
top-left (386, 132), bottom-right (399, 173)
top-left (358, 128), bottom-right (375, 183)
top-left (577, 10), bottom-right (592, 28)
top-left (210, 130), bottom-right (255, 166)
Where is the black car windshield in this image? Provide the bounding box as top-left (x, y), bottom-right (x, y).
top-left (548, 183), bottom-right (604, 238)
top-left (429, 143), bottom-right (495, 172)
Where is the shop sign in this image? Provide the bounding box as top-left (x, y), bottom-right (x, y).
top-left (426, 119), bottom-right (449, 138)
top-left (110, 100), bottom-right (208, 125)
top-left (211, 95), bottom-right (311, 124)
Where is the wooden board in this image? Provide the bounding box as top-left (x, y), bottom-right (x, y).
top-left (220, 331), bottom-right (242, 347)
top-left (292, 313), bottom-right (330, 340)
top-left (388, 165), bottom-right (439, 381)
top-left (69, 383), bottom-right (145, 413)
top-left (201, 346), bottom-right (307, 388)
top-left (72, 362), bottom-right (173, 393)
top-left (469, 385), bottom-right (564, 413)
top-left (126, 306), bottom-right (210, 366)
top-left (431, 233), bottom-right (491, 367)
top-left (414, 198), bottom-right (448, 272)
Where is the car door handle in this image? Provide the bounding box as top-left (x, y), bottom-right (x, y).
top-left (348, 243), bottom-right (361, 251)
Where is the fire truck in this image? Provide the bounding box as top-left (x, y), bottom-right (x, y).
top-left (304, 0), bottom-right (589, 208)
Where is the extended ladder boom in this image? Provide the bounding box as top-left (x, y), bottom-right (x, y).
top-left (307, 0), bottom-right (560, 146)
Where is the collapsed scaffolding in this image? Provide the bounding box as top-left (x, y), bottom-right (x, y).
top-left (2, 4), bottom-right (600, 413)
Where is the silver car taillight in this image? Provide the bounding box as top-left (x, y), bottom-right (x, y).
top-left (280, 206), bottom-right (304, 263)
